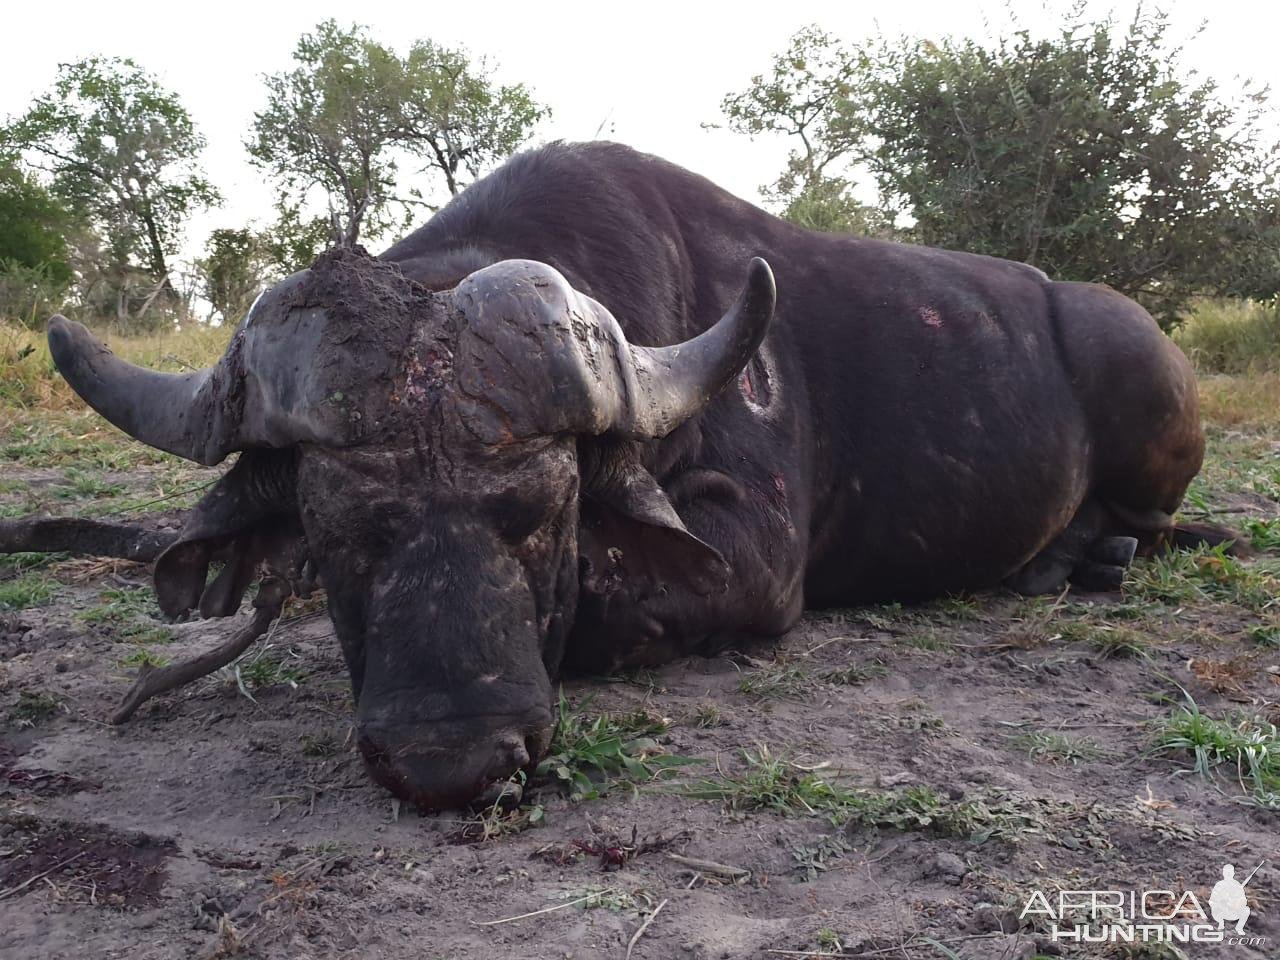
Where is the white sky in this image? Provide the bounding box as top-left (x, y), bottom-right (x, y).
top-left (2, 0), bottom-right (1278, 265)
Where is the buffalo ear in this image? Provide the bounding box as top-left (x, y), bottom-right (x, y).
top-left (578, 442), bottom-right (729, 598)
top-left (154, 450), bottom-right (300, 618)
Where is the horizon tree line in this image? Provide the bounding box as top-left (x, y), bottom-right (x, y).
top-left (2, 8), bottom-right (1277, 332)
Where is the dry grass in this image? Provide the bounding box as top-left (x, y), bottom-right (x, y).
top-left (1175, 298), bottom-right (1280, 375)
top-left (0, 320), bottom-right (232, 412)
top-left (1197, 372), bottom-right (1280, 432)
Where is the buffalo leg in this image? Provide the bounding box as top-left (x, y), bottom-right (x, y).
top-left (1005, 501), bottom-right (1107, 595)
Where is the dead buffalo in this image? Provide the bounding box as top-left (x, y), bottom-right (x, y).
top-left (44, 142), bottom-right (1204, 809)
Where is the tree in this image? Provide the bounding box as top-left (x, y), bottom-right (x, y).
top-left (248, 20), bottom-right (547, 248)
top-left (195, 206), bottom-right (331, 325)
top-left (721, 12), bottom-right (1280, 326)
top-left (719, 27), bottom-right (890, 237)
top-left (197, 228), bottom-right (270, 324)
top-left (0, 157), bottom-right (72, 282)
top-left (258, 202), bottom-right (331, 275)
top-left (0, 156), bottom-right (73, 325)
top-left (2, 57), bottom-right (220, 324)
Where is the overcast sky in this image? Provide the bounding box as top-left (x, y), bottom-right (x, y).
top-left (3, 0), bottom-right (1278, 265)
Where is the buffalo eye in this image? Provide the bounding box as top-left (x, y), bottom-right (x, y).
top-left (488, 485), bottom-right (561, 543)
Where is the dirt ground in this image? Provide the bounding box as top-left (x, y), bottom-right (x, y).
top-left (2, 429), bottom-right (1279, 960)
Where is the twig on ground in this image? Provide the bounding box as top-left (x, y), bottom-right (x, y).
top-left (666, 853), bottom-right (750, 881)
top-left (472, 893), bottom-right (598, 926)
top-left (0, 851), bottom-right (88, 901)
top-left (109, 578), bottom-right (289, 723)
top-left (626, 898), bottom-right (669, 960)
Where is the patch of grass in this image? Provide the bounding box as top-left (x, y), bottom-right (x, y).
top-left (1126, 545), bottom-right (1280, 614)
top-left (75, 586), bottom-right (161, 626)
top-left (0, 572), bottom-right (55, 610)
top-left (216, 642), bottom-right (307, 701)
top-left (236, 655), bottom-right (305, 690)
top-left (1008, 731), bottom-right (1103, 764)
top-left (739, 661), bottom-right (888, 702)
top-left (452, 778), bottom-right (545, 842)
top-left (8, 690), bottom-right (61, 728)
top-left (1244, 517), bottom-right (1280, 552)
top-left (1176, 298), bottom-right (1280, 376)
top-left (856, 602), bottom-right (906, 631)
top-left (1244, 623), bottom-right (1280, 647)
top-left (535, 691), bottom-right (698, 801)
top-left (51, 467), bottom-right (126, 500)
top-left (819, 662), bottom-right (888, 685)
top-left (0, 318), bottom-right (232, 412)
top-left (690, 703), bottom-right (725, 728)
top-left (1089, 627), bottom-right (1152, 660)
top-left (117, 648), bottom-right (168, 668)
top-left (119, 623), bottom-right (175, 645)
top-left (739, 664), bottom-right (809, 700)
top-left (0, 551), bottom-right (64, 575)
top-left (1153, 701), bottom-right (1280, 809)
top-left (929, 594), bottom-right (982, 620)
top-left (811, 927), bottom-right (845, 954)
top-left (898, 628), bottom-right (952, 652)
top-left (1188, 429), bottom-right (1280, 503)
top-left (681, 746), bottom-right (999, 837)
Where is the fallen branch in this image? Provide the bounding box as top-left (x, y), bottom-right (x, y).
top-left (0, 516), bottom-right (177, 562)
top-left (626, 897), bottom-right (668, 960)
top-left (665, 853), bottom-right (750, 880)
top-left (109, 577), bottom-right (289, 724)
top-left (0, 850), bottom-right (88, 901)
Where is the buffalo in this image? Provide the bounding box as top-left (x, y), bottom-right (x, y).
top-left (45, 142), bottom-right (1205, 809)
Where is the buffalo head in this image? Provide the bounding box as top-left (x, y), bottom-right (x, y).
top-left (47, 248), bottom-right (774, 808)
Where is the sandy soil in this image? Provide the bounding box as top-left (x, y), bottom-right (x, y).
top-left (2, 552), bottom-right (1278, 960)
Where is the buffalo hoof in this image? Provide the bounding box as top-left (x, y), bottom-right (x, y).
top-left (1070, 560), bottom-right (1126, 592)
top-left (1088, 536), bottom-right (1138, 567)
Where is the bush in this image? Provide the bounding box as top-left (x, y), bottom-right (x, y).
top-left (1175, 299), bottom-right (1280, 374)
top-left (0, 259), bottom-right (70, 328)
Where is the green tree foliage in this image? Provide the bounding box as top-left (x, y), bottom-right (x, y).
top-left (720, 27), bottom-right (890, 237)
top-left (722, 11), bottom-right (1280, 327)
top-left (2, 57), bottom-right (220, 325)
top-left (258, 202), bottom-right (331, 275)
top-left (0, 157), bottom-right (71, 282)
top-left (196, 203), bottom-right (335, 325)
top-left (197, 228), bottom-right (270, 324)
top-left (248, 20), bottom-right (547, 248)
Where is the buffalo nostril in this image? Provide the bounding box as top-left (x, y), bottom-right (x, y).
top-left (504, 732), bottom-right (532, 769)
top-left (485, 733), bottom-right (531, 781)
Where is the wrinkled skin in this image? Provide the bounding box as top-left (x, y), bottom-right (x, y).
top-left (48, 142), bottom-right (1207, 810)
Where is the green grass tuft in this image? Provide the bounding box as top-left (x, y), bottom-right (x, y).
top-left (1008, 731), bottom-right (1103, 764)
top-left (535, 690), bottom-right (699, 801)
top-left (8, 690), bottom-right (62, 728)
top-left (1153, 701), bottom-right (1280, 809)
top-left (0, 572), bottom-right (55, 610)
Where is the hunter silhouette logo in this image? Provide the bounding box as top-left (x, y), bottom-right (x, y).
top-left (1021, 859), bottom-right (1267, 947)
top-left (1210, 863), bottom-right (1260, 934)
